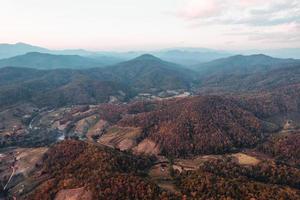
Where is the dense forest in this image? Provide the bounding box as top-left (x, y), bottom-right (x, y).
top-left (1, 53), bottom-right (300, 199)
top-left (175, 157), bottom-right (300, 200)
top-left (25, 140), bottom-right (176, 200)
top-left (119, 96), bottom-right (265, 157)
top-left (20, 140), bottom-right (300, 200)
top-left (259, 132), bottom-right (300, 167)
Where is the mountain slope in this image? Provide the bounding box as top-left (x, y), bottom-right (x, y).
top-left (194, 54), bottom-right (300, 76)
top-left (12, 140), bottom-right (300, 200)
top-left (0, 52), bottom-right (107, 69)
top-left (0, 42), bottom-right (49, 59)
top-left (198, 65), bottom-right (300, 94)
top-left (1, 54), bottom-right (300, 108)
top-left (0, 43), bottom-right (123, 66)
top-left (0, 67), bottom-right (132, 108)
top-left (21, 140), bottom-right (171, 200)
top-left (119, 96), bottom-right (266, 157)
top-left (0, 54), bottom-right (194, 108)
top-left (100, 54), bottom-right (194, 92)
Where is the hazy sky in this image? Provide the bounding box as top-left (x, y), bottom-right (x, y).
top-left (1, 0), bottom-right (299, 51)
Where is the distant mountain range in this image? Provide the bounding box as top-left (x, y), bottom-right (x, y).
top-left (157, 48), bottom-right (231, 65)
top-left (0, 42), bottom-right (49, 59)
top-left (1, 53), bottom-right (300, 109)
top-left (103, 48), bottom-right (232, 65)
top-left (0, 52), bottom-right (109, 69)
top-left (0, 42), bottom-right (104, 58)
top-left (233, 48), bottom-right (300, 59)
top-left (0, 43), bottom-right (123, 66)
top-left (1, 42), bottom-right (300, 67)
top-left (0, 43), bottom-right (232, 65)
top-left (0, 54), bottom-right (193, 108)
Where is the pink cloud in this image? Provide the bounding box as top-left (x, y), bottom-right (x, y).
top-left (177, 0), bottom-right (221, 19)
top-left (175, 0), bottom-right (299, 27)
top-left (238, 0), bottom-right (263, 7)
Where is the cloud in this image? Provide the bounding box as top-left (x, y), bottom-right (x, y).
top-left (250, 23), bottom-right (300, 43)
top-left (175, 0), bottom-right (300, 26)
top-left (176, 0), bottom-right (221, 19)
top-left (173, 1), bottom-right (300, 47)
top-left (225, 22), bottom-right (300, 44)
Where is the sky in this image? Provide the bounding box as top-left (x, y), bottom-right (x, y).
top-left (0, 0), bottom-right (299, 51)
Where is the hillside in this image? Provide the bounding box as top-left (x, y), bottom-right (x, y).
top-left (0, 67), bottom-right (132, 108)
top-left (100, 54), bottom-right (194, 92)
top-left (115, 85), bottom-right (300, 157)
top-left (198, 65), bottom-right (300, 93)
top-left (194, 54), bottom-right (300, 76)
top-left (2, 86), bottom-right (300, 199)
top-left (236, 84), bottom-right (300, 119)
top-left (20, 140), bottom-right (173, 200)
top-left (176, 156), bottom-right (300, 199)
top-left (5, 140), bottom-right (299, 200)
top-left (119, 96), bottom-right (266, 157)
top-left (0, 42), bottom-right (49, 59)
top-left (0, 43), bottom-right (123, 65)
top-left (1, 53), bottom-right (300, 109)
top-left (0, 52), bottom-right (107, 69)
top-left (259, 132), bottom-right (300, 167)
top-left (0, 54), bottom-right (195, 108)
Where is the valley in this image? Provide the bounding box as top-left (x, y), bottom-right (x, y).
top-left (1, 86), bottom-right (300, 199)
top-left (0, 53), bottom-right (300, 199)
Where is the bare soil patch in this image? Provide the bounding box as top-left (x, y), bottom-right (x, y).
top-left (55, 187), bottom-right (93, 200)
top-left (98, 126), bottom-right (141, 151)
top-left (133, 139), bottom-right (160, 155)
top-left (232, 153), bottom-right (260, 166)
